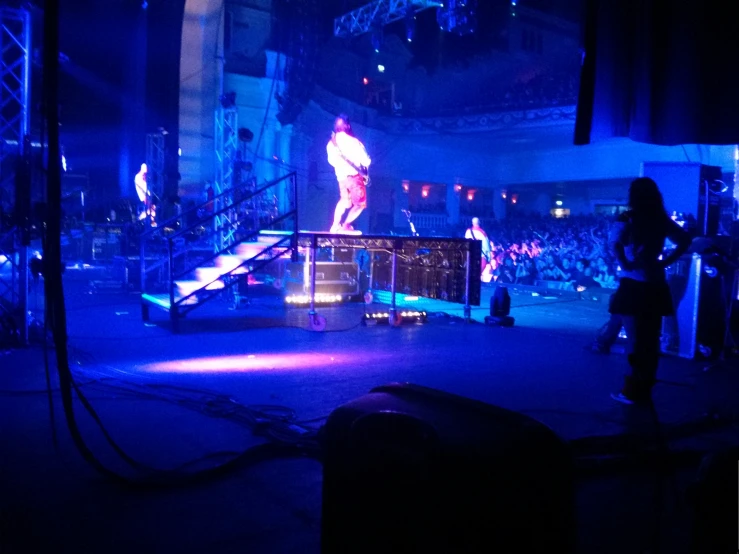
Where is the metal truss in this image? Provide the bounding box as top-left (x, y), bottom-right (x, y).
top-left (145, 132), bottom-right (165, 201)
top-left (334, 0), bottom-right (441, 37)
top-left (0, 8), bottom-right (30, 344)
top-left (0, 226), bottom-right (18, 316)
top-left (0, 7), bottom-right (31, 212)
top-left (213, 106), bottom-right (238, 252)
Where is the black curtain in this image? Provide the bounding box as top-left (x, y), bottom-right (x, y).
top-left (575, 0), bottom-right (739, 146)
top-left (145, 0), bottom-right (186, 199)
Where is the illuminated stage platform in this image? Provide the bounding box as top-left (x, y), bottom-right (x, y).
top-left (280, 230), bottom-right (482, 330)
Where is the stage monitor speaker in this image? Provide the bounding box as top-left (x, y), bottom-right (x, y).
top-left (662, 253), bottom-right (727, 359)
top-left (321, 383), bottom-right (574, 554)
top-left (640, 162), bottom-right (722, 236)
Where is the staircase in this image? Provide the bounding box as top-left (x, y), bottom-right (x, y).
top-left (139, 173), bottom-right (298, 331)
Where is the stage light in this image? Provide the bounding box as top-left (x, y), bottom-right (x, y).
top-left (467, 191), bottom-right (474, 201)
top-left (405, 6), bottom-right (416, 42)
top-left (371, 22), bottom-right (384, 53)
top-left (178, 148), bottom-right (182, 156)
top-left (454, 184), bottom-right (462, 193)
top-left (363, 77), bottom-right (369, 85)
top-left (238, 127), bottom-right (254, 142)
top-left (285, 293), bottom-right (344, 305)
top-left (485, 286), bottom-right (514, 327)
top-left (556, 200), bottom-right (563, 206)
top-left (219, 92), bottom-right (236, 108)
top-left (29, 253), bottom-right (44, 279)
top-left (377, 64), bottom-right (385, 73)
top-left (362, 310), bottom-right (427, 326)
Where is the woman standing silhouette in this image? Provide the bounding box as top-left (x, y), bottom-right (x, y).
top-left (609, 177), bottom-right (691, 404)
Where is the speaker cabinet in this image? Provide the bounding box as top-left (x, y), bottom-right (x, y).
top-left (640, 162), bottom-right (722, 236)
top-left (321, 384), bottom-right (574, 554)
top-left (662, 253), bottom-right (726, 359)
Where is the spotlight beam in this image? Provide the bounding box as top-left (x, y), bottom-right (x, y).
top-left (334, 0), bottom-right (441, 38)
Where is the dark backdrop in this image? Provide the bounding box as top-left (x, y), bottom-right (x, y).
top-left (59, 0), bottom-right (184, 206)
top-left (575, 0), bottom-right (739, 146)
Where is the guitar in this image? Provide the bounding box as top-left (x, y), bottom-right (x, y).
top-left (332, 135), bottom-right (371, 187)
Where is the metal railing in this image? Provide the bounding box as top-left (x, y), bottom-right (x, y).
top-left (139, 172), bottom-right (298, 313)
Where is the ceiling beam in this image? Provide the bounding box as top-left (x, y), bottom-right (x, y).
top-left (334, 0), bottom-right (441, 38)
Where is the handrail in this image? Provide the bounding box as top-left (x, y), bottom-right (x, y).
top-left (173, 236), bottom-right (293, 303)
top-left (140, 172), bottom-right (298, 302)
top-left (140, 179), bottom-right (242, 237)
top-left (169, 173), bottom-right (294, 241)
top-left (142, 172), bottom-right (295, 239)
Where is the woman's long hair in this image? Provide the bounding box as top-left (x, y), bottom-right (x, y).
top-left (627, 177), bottom-right (669, 244)
top-left (628, 177), bottom-right (668, 220)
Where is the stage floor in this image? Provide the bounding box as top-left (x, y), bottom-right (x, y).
top-left (1, 276), bottom-right (738, 553)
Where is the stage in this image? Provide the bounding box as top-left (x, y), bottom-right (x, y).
top-left (1, 273), bottom-right (738, 553)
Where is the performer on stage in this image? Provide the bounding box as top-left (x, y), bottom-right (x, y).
top-left (327, 114), bottom-right (371, 233)
top-left (465, 217), bottom-right (492, 279)
top-left (134, 163), bottom-right (155, 222)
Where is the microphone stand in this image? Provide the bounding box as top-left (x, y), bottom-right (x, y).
top-left (401, 209), bottom-right (419, 237)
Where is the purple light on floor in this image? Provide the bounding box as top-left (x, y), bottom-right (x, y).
top-left (141, 352), bottom-right (349, 373)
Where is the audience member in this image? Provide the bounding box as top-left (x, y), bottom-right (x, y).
top-left (459, 213), bottom-right (620, 290)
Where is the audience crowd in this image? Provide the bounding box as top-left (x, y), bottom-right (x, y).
top-left (466, 213), bottom-right (620, 290)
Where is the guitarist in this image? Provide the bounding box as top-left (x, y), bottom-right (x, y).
top-left (327, 114), bottom-right (371, 233)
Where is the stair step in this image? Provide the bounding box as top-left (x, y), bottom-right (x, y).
top-left (216, 255), bottom-right (249, 274)
top-left (195, 267), bottom-right (228, 282)
top-left (235, 243), bottom-right (292, 259)
top-left (256, 234), bottom-right (289, 245)
top-left (142, 293), bottom-right (198, 310)
top-left (235, 243), bottom-right (269, 257)
top-left (175, 279), bottom-right (224, 296)
top-left (258, 230), bottom-right (293, 241)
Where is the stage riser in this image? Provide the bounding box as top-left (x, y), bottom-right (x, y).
top-left (283, 261), bottom-right (360, 297)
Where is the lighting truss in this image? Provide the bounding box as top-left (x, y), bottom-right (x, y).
top-left (145, 132), bottom-right (165, 201)
top-left (214, 106), bottom-right (238, 252)
top-left (0, 7), bottom-right (31, 212)
top-left (334, 0), bottom-right (441, 38)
